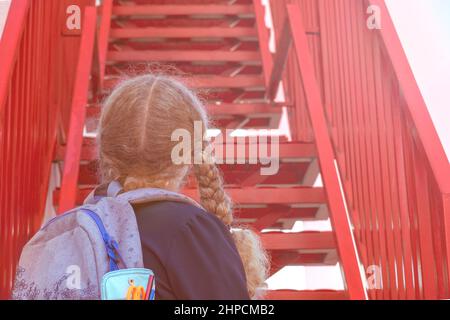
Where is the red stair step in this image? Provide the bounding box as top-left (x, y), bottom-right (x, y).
top-left (53, 187), bottom-right (326, 207)
top-left (220, 163), bottom-right (311, 187)
top-left (105, 63), bottom-right (262, 78)
top-left (107, 39), bottom-right (259, 52)
top-left (207, 103), bottom-right (283, 116)
top-left (118, 0), bottom-right (253, 4)
top-left (235, 205), bottom-right (327, 225)
top-left (86, 115), bottom-right (280, 134)
top-left (103, 75), bottom-right (265, 90)
top-left (86, 103), bottom-right (283, 121)
top-left (203, 90), bottom-right (266, 103)
top-left (111, 17), bottom-right (255, 29)
top-left (76, 162), bottom-right (312, 187)
top-left (270, 251), bottom-right (337, 270)
top-left (109, 27), bottom-right (257, 39)
top-left (112, 4), bottom-right (255, 16)
top-left (107, 50), bottom-right (261, 62)
top-left (56, 140), bottom-right (316, 162)
top-left (265, 290), bottom-right (348, 300)
top-left (184, 187), bottom-right (326, 204)
top-left (260, 231), bottom-right (335, 251)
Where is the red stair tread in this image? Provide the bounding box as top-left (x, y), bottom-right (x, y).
top-left (109, 27), bottom-right (257, 39)
top-left (86, 103), bottom-right (283, 120)
top-left (111, 17), bottom-right (255, 29)
top-left (235, 206), bottom-right (323, 222)
top-left (56, 139), bottom-right (316, 162)
top-left (76, 162), bottom-right (311, 187)
top-left (116, 0), bottom-right (253, 4)
top-left (53, 187), bottom-right (326, 207)
top-left (187, 187), bottom-right (326, 205)
top-left (204, 91), bottom-right (266, 103)
top-left (85, 103), bottom-right (283, 133)
top-left (260, 231), bottom-right (335, 251)
top-left (103, 75), bottom-right (265, 90)
top-left (107, 40), bottom-right (259, 52)
top-left (112, 4), bottom-right (254, 16)
top-left (107, 50), bottom-right (261, 62)
top-left (270, 251), bottom-right (337, 269)
top-left (265, 290), bottom-right (348, 300)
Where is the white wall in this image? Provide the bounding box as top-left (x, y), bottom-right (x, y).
top-left (0, 0), bottom-right (11, 38)
top-left (386, 0), bottom-right (450, 160)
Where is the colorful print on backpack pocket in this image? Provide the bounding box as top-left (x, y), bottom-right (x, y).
top-left (101, 268), bottom-right (155, 300)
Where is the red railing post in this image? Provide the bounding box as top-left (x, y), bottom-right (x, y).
top-left (0, 0), bottom-right (30, 122)
top-left (252, 0), bottom-right (273, 87)
top-left (267, 19), bottom-right (291, 100)
top-left (97, 0), bottom-right (113, 90)
top-left (287, 3), bottom-right (367, 300)
top-left (445, 193), bottom-right (450, 286)
top-left (58, 6), bottom-right (97, 213)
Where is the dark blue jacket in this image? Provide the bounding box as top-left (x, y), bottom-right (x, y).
top-left (133, 201), bottom-right (250, 300)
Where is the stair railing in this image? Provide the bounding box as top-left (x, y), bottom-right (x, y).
top-left (0, 0), bottom-right (92, 298)
top-left (367, 0), bottom-right (450, 300)
top-left (255, 0), bottom-right (368, 299)
top-left (265, 0), bottom-right (450, 299)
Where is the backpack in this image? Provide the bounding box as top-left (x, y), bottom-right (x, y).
top-left (12, 181), bottom-right (203, 300)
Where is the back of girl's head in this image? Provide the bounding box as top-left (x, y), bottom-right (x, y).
top-left (99, 75), bottom-right (207, 189)
top-left (98, 74), bottom-right (269, 298)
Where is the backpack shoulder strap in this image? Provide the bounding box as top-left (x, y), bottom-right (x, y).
top-left (107, 180), bottom-right (123, 197)
top-left (117, 187), bottom-right (204, 210)
top-left (84, 181), bottom-right (203, 209)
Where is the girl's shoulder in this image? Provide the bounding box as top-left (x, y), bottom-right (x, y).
top-left (134, 200), bottom-right (232, 241)
top-left (133, 200), bottom-right (230, 241)
top-left (133, 200), bottom-right (233, 261)
top-left (133, 200), bottom-right (208, 227)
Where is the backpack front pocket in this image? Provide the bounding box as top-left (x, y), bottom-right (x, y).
top-left (101, 268), bottom-right (155, 300)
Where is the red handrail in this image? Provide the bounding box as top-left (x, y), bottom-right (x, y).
top-left (58, 0), bottom-right (112, 213)
top-left (58, 6), bottom-right (97, 213)
top-left (287, 4), bottom-right (367, 300)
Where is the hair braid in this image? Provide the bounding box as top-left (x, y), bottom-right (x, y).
top-left (193, 162), bottom-right (233, 226)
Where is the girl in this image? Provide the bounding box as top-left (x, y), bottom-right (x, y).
top-left (97, 74), bottom-right (269, 300)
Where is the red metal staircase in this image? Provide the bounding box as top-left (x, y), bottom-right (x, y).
top-left (3, 0), bottom-right (449, 300)
top-left (55, 0), bottom-right (366, 300)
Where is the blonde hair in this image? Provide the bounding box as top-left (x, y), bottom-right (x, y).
top-left (98, 74), bottom-right (269, 298)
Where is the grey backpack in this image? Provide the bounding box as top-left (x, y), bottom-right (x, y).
top-left (12, 181), bottom-right (202, 300)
